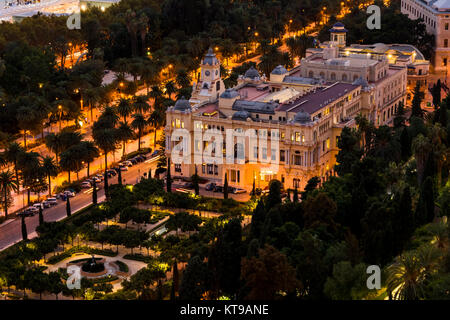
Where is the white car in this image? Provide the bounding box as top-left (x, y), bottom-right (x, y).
top-left (44, 198), bottom-right (58, 206)
top-left (63, 190), bottom-right (75, 197)
top-left (81, 181), bottom-right (92, 188)
top-left (119, 165), bottom-right (128, 171)
top-left (232, 187), bottom-right (247, 194)
top-left (121, 161), bottom-right (133, 167)
top-left (32, 203), bottom-right (44, 210)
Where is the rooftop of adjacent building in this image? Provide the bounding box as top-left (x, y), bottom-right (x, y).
top-left (304, 54), bottom-right (380, 68)
top-left (276, 82), bottom-right (360, 114)
top-left (404, 0), bottom-right (450, 13)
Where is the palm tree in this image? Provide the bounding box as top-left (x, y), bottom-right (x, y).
top-left (0, 170), bottom-right (19, 219)
top-left (79, 141), bottom-right (99, 177)
top-left (149, 85), bottom-right (163, 110)
top-left (133, 95), bottom-right (150, 114)
top-left (93, 128), bottom-right (119, 196)
top-left (2, 142), bottom-right (25, 185)
top-left (45, 133), bottom-right (64, 163)
top-left (148, 109), bottom-right (164, 150)
top-left (117, 121), bottom-right (135, 157)
top-left (131, 113), bottom-right (147, 151)
top-left (387, 245), bottom-right (440, 300)
top-left (164, 80), bottom-right (177, 99)
top-left (116, 98), bottom-right (133, 123)
top-left (41, 156), bottom-right (58, 196)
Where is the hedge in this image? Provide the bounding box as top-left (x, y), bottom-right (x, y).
top-left (123, 253), bottom-right (153, 263)
top-left (47, 246), bottom-right (117, 265)
top-left (115, 260), bottom-right (129, 273)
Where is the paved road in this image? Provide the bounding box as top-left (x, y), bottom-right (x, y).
top-left (0, 155), bottom-right (160, 251)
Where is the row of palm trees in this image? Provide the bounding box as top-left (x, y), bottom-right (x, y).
top-left (0, 142), bottom-right (59, 219)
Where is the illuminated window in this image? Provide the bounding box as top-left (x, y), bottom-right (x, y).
top-left (181, 121), bottom-right (184, 128)
top-left (281, 132), bottom-right (285, 139)
top-left (326, 138), bottom-right (330, 149)
top-left (302, 135), bottom-right (305, 143)
top-left (171, 120), bottom-right (175, 128)
top-left (175, 119), bottom-right (181, 128)
top-left (295, 132), bottom-right (301, 142)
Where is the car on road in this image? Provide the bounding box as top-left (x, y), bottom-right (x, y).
top-left (134, 155), bottom-right (145, 162)
top-left (18, 210), bottom-right (35, 217)
top-left (44, 198), bottom-right (58, 206)
top-left (32, 203), bottom-right (44, 210)
top-left (107, 169), bottom-right (117, 176)
top-left (63, 190), bottom-right (75, 197)
top-left (205, 183), bottom-right (216, 191)
top-left (41, 201), bottom-right (51, 208)
top-left (119, 165), bottom-right (128, 171)
top-left (151, 150), bottom-right (161, 158)
top-left (232, 187), bottom-right (247, 194)
top-left (26, 206), bottom-right (39, 215)
top-left (95, 174), bottom-right (104, 181)
top-left (129, 158), bottom-right (138, 165)
top-left (122, 160), bottom-right (133, 167)
top-left (81, 181), bottom-right (92, 188)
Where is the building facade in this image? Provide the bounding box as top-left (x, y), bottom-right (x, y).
top-left (401, 0), bottom-right (449, 73)
top-left (164, 25), bottom-right (409, 192)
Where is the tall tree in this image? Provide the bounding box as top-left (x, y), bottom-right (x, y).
top-left (131, 113), bottom-right (147, 151)
top-left (0, 170), bottom-right (19, 219)
top-left (41, 155), bottom-right (58, 196)
top-left (166, 157), bottom-right (172, 193)
top-left (66, 196), bottom-right (71, 217)
top-left (224, 172), bottom-right (229, 199)
top-left (21, 215), bottom-right (27, 241)
top-left (411, 82), bottom-right (424, 119)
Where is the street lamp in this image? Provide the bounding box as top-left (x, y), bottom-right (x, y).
top-left (58, 105), bottom-right (62, 131)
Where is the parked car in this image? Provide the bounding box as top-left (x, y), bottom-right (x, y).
top-left (26, 206), bottom-right (39, 215)
top-left (232, 187), bottom-right (247, 194)
top-left (122, 160), bottom-right (133, 167)
top-left (81, 181), bottom-right (92, 188)
top-left (107, 169), bottom-right (117, 176)
top-left (119, 165), bottom-right (128, 171)
top-left (32, 203), bottom-right (44, 210)
top-left (129, 158), bottom-right (138, 165)
top-left (95, 174), bottom-right (104, 181)
top-left (44, 198), bottom-right (58, 206)
top-left (18, 210), bottom-right (34, 217)
top-left (151, 150), bottom-right (161, 158)
top-left (213, 185), bottom-right (223, 193)
top-left (135, 155), bottom-right (145, 162)
top-left (63, 190), bottom-right (75, 197)
top-left (41, 201), bottom-right (51, 208)
top-left (112, 167), bottom-right (121, 174)
top-left (205, 183), bottom-right (216, 191)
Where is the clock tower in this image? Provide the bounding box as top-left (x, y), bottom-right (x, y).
top-left (190, 48), bottom-right (225, 105)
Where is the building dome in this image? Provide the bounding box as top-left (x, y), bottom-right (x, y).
top-left (173, 97), bottom-right (191, 111)
top-left (244, 66), bottom-right (260, 80)
top-left (294, 109), bottom-right (311, 123)
top-left (329, 22), bottom-right (348, 33)
top-left (220, 88), bottom-right (239, 99)
top-left (232, 110), bottom-right (251, 121)
top-left (202, 48), bottom-right (219, 65)
top-left (352, 77), bottom-right (369, 88)
top-left (271, 65), bottom-right (288, 75)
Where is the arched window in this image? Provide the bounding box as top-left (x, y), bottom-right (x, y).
top-left (308, 71), bottom-right (314, 78)
top-left (216, 81), bottom-right (220, 91)
top-left (342, 74), bottom-right (348, 81)
top-left (331, 73), bottom-right (336, 81)
top-left (319, 72), bottom-right (325, 79)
